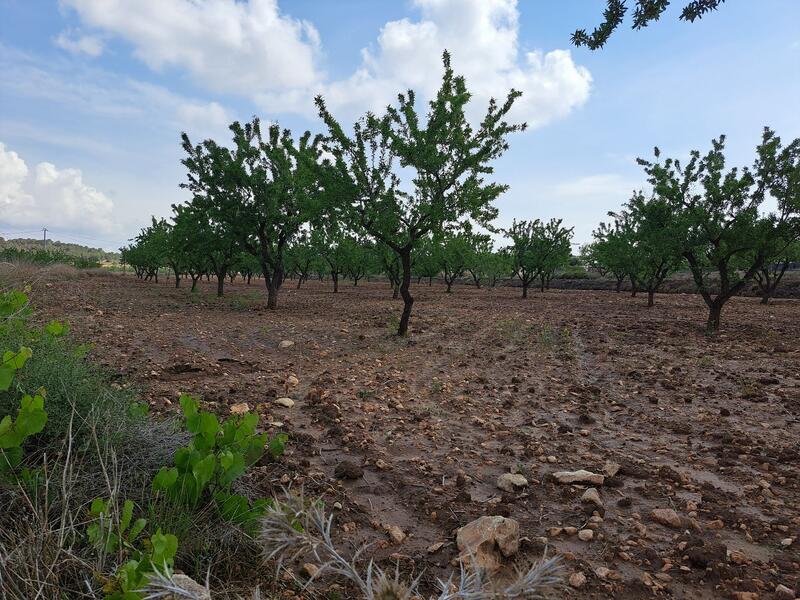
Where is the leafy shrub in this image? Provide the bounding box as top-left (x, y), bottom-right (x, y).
top-left (153, 394), bottom-right (287, 532)
top-left (0, 317), bottom-right (137, 449)
top-left (87, 497), bottom-right (179, 599)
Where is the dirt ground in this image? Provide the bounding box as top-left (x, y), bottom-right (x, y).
top-left (35, 272), bottom-right (799, 599)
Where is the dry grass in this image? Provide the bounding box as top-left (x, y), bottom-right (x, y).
top-left (258, 491), bottom-right (563, 600)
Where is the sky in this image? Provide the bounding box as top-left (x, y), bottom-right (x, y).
top-left (1, 0), bottom-right (799, 252)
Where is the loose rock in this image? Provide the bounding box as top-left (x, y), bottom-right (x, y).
top-left (552, 469), bottom-right (605, 485)
top-left (169, 575), bottom-right (210, 600)
top-left (229, 402), bottom-right (250, 414)
top-left (569, 572), bottom-right (587, 589)
top-left (386, 525), bottom-right (406, 544)
top-left (456, 516), bottom-right (519, 572)
top-left (497, 472), bottom-right (528, 492)
top-left (651, 508), bottom-right (682, 529)
top-left (581, 487), bottom-right (603, 509)
top-left (275, 397), bottom-right (295, 408)
top-left (578, 529), bottom-right (594, 542)
top-left (278, 340), bottom-right (294, 348)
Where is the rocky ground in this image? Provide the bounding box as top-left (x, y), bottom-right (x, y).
top-left (35, 272), bottom-right (799, 599)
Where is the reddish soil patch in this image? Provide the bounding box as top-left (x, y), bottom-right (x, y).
top-left (36, 273), bottom-right (800, 598)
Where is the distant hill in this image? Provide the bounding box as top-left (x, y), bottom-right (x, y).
top-left (0, 237), bottom-right (120, 262)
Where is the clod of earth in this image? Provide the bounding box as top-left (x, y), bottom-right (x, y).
top-left (278, 340), bottom-right (294, 349)
top-left (456, 515), bottom-right (519, 572)
top-left (552, 469), bottom-right (604, 485)
top-left (274, 397), bottom-right (295, 408)
top-left (333, 460), bottom-right (364, 480)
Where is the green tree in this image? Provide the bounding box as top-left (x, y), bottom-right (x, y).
top-left (171, 203), bottom-right (213, 292)
top-left (607, 192), bottom-right (684, 306)
top-left (439, 232), bottom-right (472, 293)
top-left (504, 219), bottom-right (573, 298)
top-left (285, 234), bottom-right (319, 289)
top-left (749, 236), bottom-right (800, 304)
top-left (413, 237), bottom-right (441, 286)
top-left (227, 119), bottom-right (326, 309)
top-left (572, 0), bottom-right (726, 49)
top-left (463, 230), bottom-right (494, 288)
top-left (317, 51), bottom-right (524, 335)
top-left (586, 219), bottom-right (637, 292)
top-left (178, 136), bottom-right (244, 298)
top-left (638, 127), bottom-right (800, 331)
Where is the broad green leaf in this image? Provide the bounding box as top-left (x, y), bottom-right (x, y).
top-left (191, 453), bottom-right (216, 492)
top-left (152, 467), bottom-right (178, 491)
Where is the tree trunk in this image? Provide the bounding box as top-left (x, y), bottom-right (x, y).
top-left (173, 267), bottom-right (181, 288)
top-left (647, 290), bottom-right (654, 307)
top-left (191, 274), bottom-right (200, 292)
top-left (760, 293), bottom-right (770, 305)
top-left (706, 302), bottom-right (722, 333)
top-left (522, 282), bottom-right (528, 298)
top-left (296, 277), bottom-right (303, 289)
top-left (428, 276), bottom-right (432, 286)
top-left (392, 283), bottom-right (399, 299)
top-left (216, 271), bottom-right (225, 297)
top-left (446, 280), bottom-right (453, 293)
top-left (615, 276), bottom-right (623, 293)
top-left (397, 250), bottom-right (414, 336)
top-left (332, 273), bottom-right (339, 293)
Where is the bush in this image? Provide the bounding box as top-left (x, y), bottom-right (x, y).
top-left (0, 318), bottom-right (138, 450)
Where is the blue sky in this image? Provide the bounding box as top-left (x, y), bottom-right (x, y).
top-left (1, 0), bottom-right (798, 252)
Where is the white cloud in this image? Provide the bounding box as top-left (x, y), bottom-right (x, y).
top-left (0, 142), bottom-right (115, 234)
top-left (54, 29), bottom-right (104, 57)
top-left (299, 0), bottom-right (592, 126)
top-left (60, 0), bottom-right (321, 94)
top-left (63, 0), bottom-right (591, 127)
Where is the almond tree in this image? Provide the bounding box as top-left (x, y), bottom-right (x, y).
top-left (606, 191), bottom-right (684, 306)
top-left (179, 136), bottom-right (244, 297)
top-left (440, 232), bottom-right (471, 293)
top-left (751, 240), bottom-right (800, 304)
top-left (505, 219), bottom-right (573, 298)
top-left (639, 127), bottom-right (800, 331)
top-left (317, 51), bottom-right (524, 335)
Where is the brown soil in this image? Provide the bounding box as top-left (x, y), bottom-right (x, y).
top-left (35, 272), bottom-right (800, 599)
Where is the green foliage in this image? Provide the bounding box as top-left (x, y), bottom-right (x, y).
top-left (504, 218), bottom-right (573, 296)
top-left (317, 51), bottom-right (525, 335)
top-left (572, 0), bottom-right (726, 49)
top-left (638, 127), bottom-right (800, 330)
top-left (0, 392), bottom-right (47, 474)
top-left (152, 394), bottom-right (285, 532)
top-left (88, 498), bottom-right (178, 600)
top-left (597, 191), bottom-right (684, 305)
top-left (0, 246), bottom-right (102, 268)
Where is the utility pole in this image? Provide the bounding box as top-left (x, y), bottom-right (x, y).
top-left (42, 227), bottom-right (48, 251)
